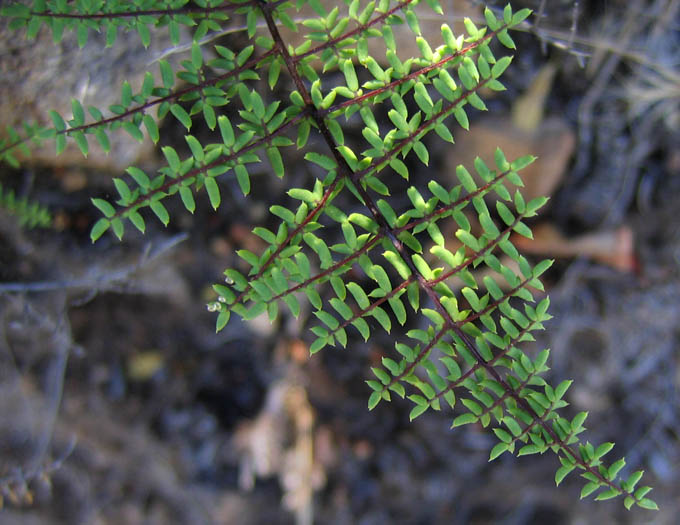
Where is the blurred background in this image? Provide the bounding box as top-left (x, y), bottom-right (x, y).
top-left (0, 0), bottom-right (678, 523)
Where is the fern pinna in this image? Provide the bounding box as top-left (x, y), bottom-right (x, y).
top-left (0, 182), bottom-right (51, 228)
top-left (0, 0), bottom-right (657, 510)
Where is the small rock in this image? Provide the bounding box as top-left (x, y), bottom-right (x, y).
top-left (0, 20), bottom-right (186, 172)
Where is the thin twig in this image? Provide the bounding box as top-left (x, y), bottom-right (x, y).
top-left (0, 233), bottom-right (188, 294)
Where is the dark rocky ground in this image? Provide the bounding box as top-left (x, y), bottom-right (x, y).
top-left (1, 1), bottom-right (679, 523)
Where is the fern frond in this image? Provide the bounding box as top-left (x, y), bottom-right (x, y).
top-left (0, 0), bottom-right (658, 511)
top-left (207, 2), bottom-right (656, 509)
